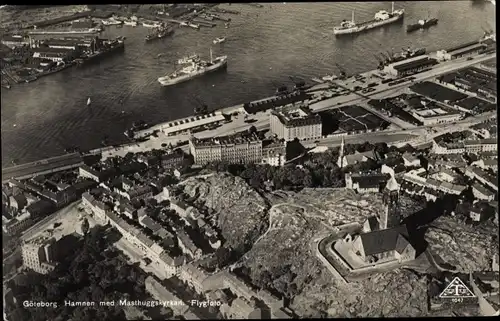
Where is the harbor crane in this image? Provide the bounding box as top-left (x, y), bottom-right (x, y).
top-left (190, 95), bottom-right (208, 115)
top-left (335, 63), bottom-right (347, 79)
top-left (289, 76), bottom-right (306, 90)
top-left (271, 80), bottom-right (288, 95)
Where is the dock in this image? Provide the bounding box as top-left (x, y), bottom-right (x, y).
top-left (28, 30), bottom-right (98, 36)
top-left (191, 19), bottom-right (217, 28)
top-left (208, 14), bottom-right (231, 22)
top-left (2, 153), bottom-right (84, 183)
top-left (210, 7), bottom-right (241, 15)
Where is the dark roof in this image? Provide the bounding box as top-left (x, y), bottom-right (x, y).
top-left (352, 173), bottom-right (389, 189)
top-left (445, 40), bottom-right (480, 53)
top-left (359, 225), bottom-right (411, 256)
top-left (34, 47), bottom-right (74, 54)
top-left (393, 57), bottom-right (438, 71)
top-left (365, 216), bottom-right (380, 232)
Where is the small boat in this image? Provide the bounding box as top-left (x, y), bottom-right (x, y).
top-left (322, 74), bottom-right (338, 82)
top-left (213, 37), bottom-right (226, 44)
top-left (180, 21), bottom-right (189, 27)
top-left (87, 97), bottom-right (92, 106)
top-left (143, 21), bottom-right (162, 28)
top-left (225, 22), bottom-right (230, 29)
top-left (124, 20), bottom-right (138, 27)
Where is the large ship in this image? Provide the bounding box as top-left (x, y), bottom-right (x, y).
top-left (158, 49), bottom-right (227, 86)
top-left (145, 26), bottom-right (174, 42)
top-left (406, 18), bottom-right (438, 33)
top-left (334, 2), bottom-right (404, 36)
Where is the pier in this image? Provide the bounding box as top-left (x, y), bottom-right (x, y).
top-left (2, 153), bottom-right (84, 183)
top-left (209, 7), bottom-right (241, 15)
top-left (3, 51), bottom-right (495, 178)
top-left (191, 19), bottom-right (217, 28)
top-left (28, 30), bottom-right (99, 36)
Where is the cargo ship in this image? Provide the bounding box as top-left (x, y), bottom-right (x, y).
top-left (334, 2), bottom-right (404, 36)
top-left (145, 26), bottom-right (174, 42)
top-left (158, 49), bottom-right (227, 86)
top-left (406, 18), bottom-right (438, 33)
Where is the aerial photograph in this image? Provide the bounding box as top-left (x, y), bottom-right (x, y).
top-left (1, 2), bottom-right (498, 320)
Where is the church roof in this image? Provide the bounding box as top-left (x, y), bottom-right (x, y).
top-left (359, 225), bottom-right (410, 256)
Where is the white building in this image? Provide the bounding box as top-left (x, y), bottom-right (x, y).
top-left (269, 105), bottom-right (322, 141)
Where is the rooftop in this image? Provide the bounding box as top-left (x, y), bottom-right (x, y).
top-left (449, 43), bottom-right (486, 57)
top-left (358, 225), bottom-right (411, 256)
top-left (391, 56), bottom-right (438, 71)
top-left (271, 105), bottom-right (321, 126)
top-left (190, 133), bottom-right (262, 148)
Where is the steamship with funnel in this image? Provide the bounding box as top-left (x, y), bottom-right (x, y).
top-left (334, 2), bottom-right (404, 35)
top-left (158, 48), bottom-right (227, 86)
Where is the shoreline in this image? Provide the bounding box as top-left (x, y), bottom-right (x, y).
top-left (2, 50), bottom-right (496, 169)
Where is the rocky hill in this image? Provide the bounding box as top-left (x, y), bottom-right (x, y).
top-left (180, 173), bottom-right (269, 252)
top-left (425, 216), bottom-right (498, 273)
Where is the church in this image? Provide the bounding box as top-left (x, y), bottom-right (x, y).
top-left (338, 175), bottom-right (417, 266)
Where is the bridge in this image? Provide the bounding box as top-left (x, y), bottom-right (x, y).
top-left (2, 153), bottom-right (85, 183)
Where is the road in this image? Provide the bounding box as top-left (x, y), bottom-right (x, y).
top-left (1, 153), bottom-right (84, 183)
top-left (3, 52), bottom-right (495, 173)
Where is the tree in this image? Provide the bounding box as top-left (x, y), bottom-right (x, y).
top-left (248, 125), bottom-right (257, 135)
top-left (81, 218), bottom-right (89, 236)
top-left (215, 247), bottom-right (232, 268)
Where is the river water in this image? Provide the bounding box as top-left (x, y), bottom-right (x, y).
top-left (0, 2), bottom-right (495, 166)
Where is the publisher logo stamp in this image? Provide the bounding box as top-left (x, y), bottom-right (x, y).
top-left (439, 277), bottom-right (476, 303)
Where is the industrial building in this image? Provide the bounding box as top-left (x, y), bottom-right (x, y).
top-left (269, 105), bottom-right (322, 141)
top-left (243, 91), bottom-right (311, 114)
top-left (432, 138), bottom-right (497, 154)
top-left (32, 47), bottom-right (77, 63)
top-left (189, 133), bottom-right (263, 165)
top-left (436, 41), bottom-right (488, 61)
top-left (1, 35), bottom-right (29, 48)
top-left (383, 55), bottom-right (438, 77)
top-left (410, 103), bottom-right (461, 126)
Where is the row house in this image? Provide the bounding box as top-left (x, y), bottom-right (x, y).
top-left (177, 230), bottom-right (202, 260)
top-left (465, 167), bottom-right (498, 192)
top-left (472, 183), bottom-right (496, 201)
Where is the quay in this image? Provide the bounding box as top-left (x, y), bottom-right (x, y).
top-left (210, 7), bottom-right (241, 15)
top-left (28, 30), bottom-right (99, 35)
top-left (2, 50), bottom-right (495, 179)
top-left (2, 153), bottom-right (84, 183)
top-left (191, 19), bottom-right (217, 28)
top-left (30, 11), bottom-right (92, 29)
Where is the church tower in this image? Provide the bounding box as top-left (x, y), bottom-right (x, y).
top-left (380, 176), bottom-right (401, 230)
top-left (337, 136), bottom-right (345, 168)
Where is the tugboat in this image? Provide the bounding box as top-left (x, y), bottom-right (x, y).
top-left (406, 17), bottom-right (438, 33)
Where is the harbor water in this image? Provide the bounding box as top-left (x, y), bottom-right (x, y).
top-left (1, 2), bottom-right (495, 166)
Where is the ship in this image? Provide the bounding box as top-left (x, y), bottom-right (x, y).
top-left (142, 21), bottom-right (162, 28)
top-left (145, 27), bottom-right (174, 42)
top-left (157, 49), bottom-right (227, 86)
top-left (123, 20), bottom-right (138, 27)
top-left (178, 54), bottom-right (199, 64)
top-left (334, 2), bottom-right (404, 35)
top-left (102, 18), bottom-right (123, 26)
top-left (406, 18), bottom-right (438, 32)
top-left (213, 37), bottom-right (226, 44)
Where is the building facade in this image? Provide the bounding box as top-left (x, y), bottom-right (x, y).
top-left (21, 237), bottom-right (57, 274)
top-left (189, 134), bottom-right (263, 165)
top-left (270, 105), bottom-right (322, 141)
